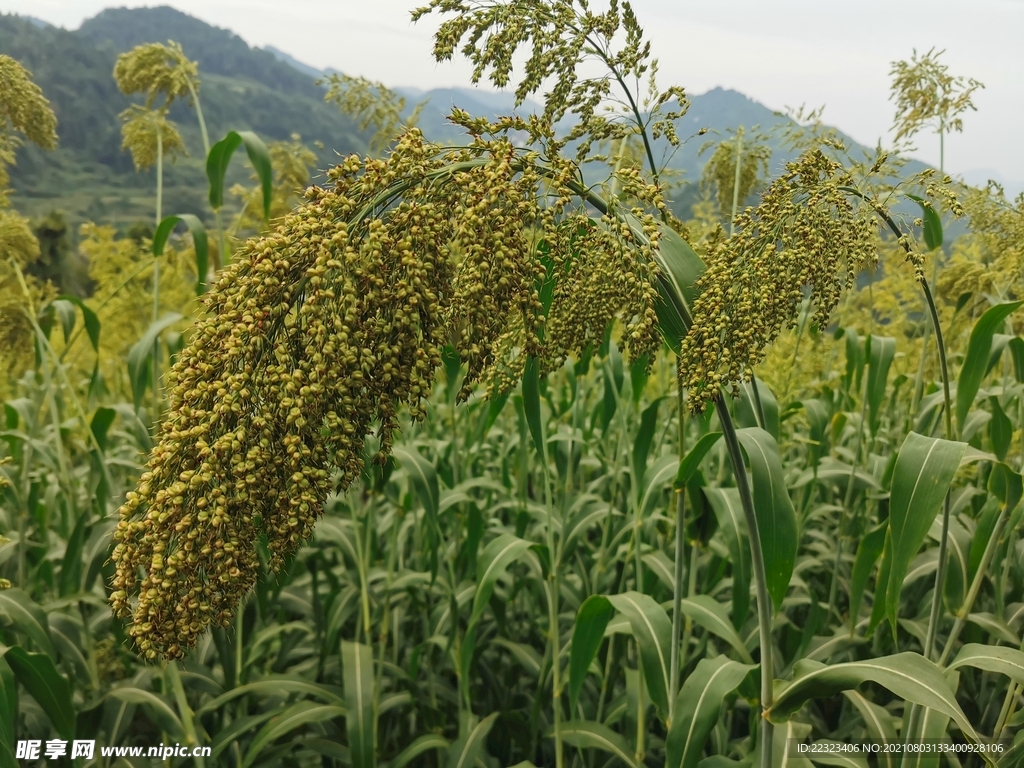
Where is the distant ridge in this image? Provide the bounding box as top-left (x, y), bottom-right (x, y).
top-left (1, 5), bottom-right (932, 230)
top-left (0, 8), bottom-right (368, 227)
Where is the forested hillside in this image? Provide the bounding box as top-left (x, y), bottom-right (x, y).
top-left (0, 9), bottom-right (368, 227)
top-left (1, 6), bottom-right (920, 231)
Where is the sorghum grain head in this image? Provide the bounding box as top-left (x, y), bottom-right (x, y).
top-left (114, 41), bottom-right (199, 109)
top-left (111, 128), bottom-right (666, 658)
top-left (679, 148), bottom-right (879, 409)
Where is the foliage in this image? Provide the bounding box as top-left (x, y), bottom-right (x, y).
top-left (0, 13), bottom-right (366, 229)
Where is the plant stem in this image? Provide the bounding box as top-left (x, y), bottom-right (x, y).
top-left (680, 540), bottom-right (699, 670)
top-left (166, 662), bottom-right (204, 767)
top-left (152, 127), bottom-right (163, 404)
top-left (715, 395), bottom-right (774, 768)
top-left (186, 80), bottom-right (227, 271)
top-left (838, 190), bottom-right (956, 663)
top-left (919, 276), bottom-right (953, 664)
top-left (993, 639), bottom-right (1024, 739)
top-left (668, 497), bottom-right (685, 710)
top-left (540, 447), bottom-right (564, 768)
top-left (730, 128), bottom-right (744, 236)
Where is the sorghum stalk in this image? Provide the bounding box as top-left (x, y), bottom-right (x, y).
top-left (937, 503), bottom-right (1011, 666)
top-left (919, 276), bottom-right (954, 657)
top-left (668, 375), bottom-right (686, 726)
top-left (847, 195), bottom-right (955, 661)
top-left (993, 638), bottom-right (1024, 739)
top-left (153, 126), bottom-right (163, 402)
top-left (669, 486), bottom-right (685, 726)
top-left (730, 128), bottom-right (744, 236)
top-left (841, 188), bottom-right (955, 746)
top-left (185, 82), bottom-right (228, 269)
top-left (717, 395), bottom-right (774, 768)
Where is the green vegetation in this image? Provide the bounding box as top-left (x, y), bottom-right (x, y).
top-left (0, 9), bottom-right (366, 229)
top-left (1, 3), bottom-right (1023, 768)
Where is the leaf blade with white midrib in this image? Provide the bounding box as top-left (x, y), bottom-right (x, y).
top-left (679, 596), bottom-right (754, 663)
top-left (704, 487), bottom-right (750, 628)
top-left (446, 712), bottom-right (498, 768)
top-left (559, 721), bottom-right (639, 768)
top-left (956, 301), bottom-right (1023, 434)
top-left (342, 640), bottom-right (375, 768)
top-left (569, 595), bottom-right (614, 712)
top-left (666, 656), bottom-right (755, 768)
top-left (767, 653), bottom-right (976, 743)
top-left (948, 644), bottom-right (1024, 685)
top-left (886, 433), bottom-right (967, 635)
top-left (736, 427), bottom-right (798, 611)
top-left (607, 591), bottom-right (673, 717)
top-left (242, 701), bottom-right (347, 768)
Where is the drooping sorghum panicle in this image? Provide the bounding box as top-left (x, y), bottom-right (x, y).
top-left (937, 181), bottom-right (1023, 317)
top-left (114, 41), bottom-right (199, 108)
top-left (543, 165), bottom-right (664, 376)
top-left (0, 55), bottom-right (58, 151)
top-left (119, 105), bottom-right (187, 171)
top-left (322, 74), bottom-right (426, 157)
top-left (679, 148), bottom-right (878, 409)
top-left (0, 55), bottom-right (58, 202)
top-left (111, 129), bottom-right (667, 658)
top-left (700, 132), bottom-right (772, 218)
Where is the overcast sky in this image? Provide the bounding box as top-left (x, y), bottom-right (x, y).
top-left (7, 0), bottom-right (1023, 183)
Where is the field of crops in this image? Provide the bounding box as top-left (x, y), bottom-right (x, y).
top-left (1, 1), bottom-right (1023, 767)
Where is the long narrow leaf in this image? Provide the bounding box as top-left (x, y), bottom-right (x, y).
top-left (569, 595), bottom-right (614, 712)
top-left (607, 591), bottom-right (673, 717)
top-left (956, 301), bottom-right (1023, 434)
top-left (5, 647), bottom-right (74, 740)
top-left (666, 656), bottom-right (755, 768)
top-left (341, 640), bottom-right (375, 768)
top-left (559, 721), bottom-right (639, 768)
top-left (886, 433), bottom-right (967, 634)
top-left (207, 130), bottom-right (273, 220)
top-left (446, 712), bottom-right (498, 768)
top-left (767, 654), bottom-right (976, 742)
top-left (153, 213), bottom-right (211, 294)
top-left (736, 427), bottom-right (798, 610)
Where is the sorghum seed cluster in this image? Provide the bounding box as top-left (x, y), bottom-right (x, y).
top-left (680, 149), bottom-right (878, 408)
top-left (111, 129), bottom-right (664, 659)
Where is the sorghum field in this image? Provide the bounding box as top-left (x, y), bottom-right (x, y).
top-left (1, 2), bottom-right (1023, 767)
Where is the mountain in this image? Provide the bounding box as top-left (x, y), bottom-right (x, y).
top-left (267, 47), bottom-right (921, 202)
top-left (1, 5), bottom-right (932, 235)
top-left (263, 45), bottom-right (324, 81)
top-left (0, 8), bottom-right (368, 228)
top-left (958, 168), bottom-right (1024, 199)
